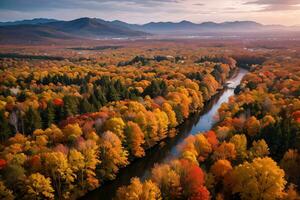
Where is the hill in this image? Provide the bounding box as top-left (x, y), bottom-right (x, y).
top-left (0, 18), bottom-right (59, 26)
top-left (0, 17), bottom-right (297, 44)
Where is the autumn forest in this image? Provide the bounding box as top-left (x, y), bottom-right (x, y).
top-left (0, 37), bottom-right (299, 200)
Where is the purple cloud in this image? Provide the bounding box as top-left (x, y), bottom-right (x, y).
top-left (245, 0), bottom-right (300, 11)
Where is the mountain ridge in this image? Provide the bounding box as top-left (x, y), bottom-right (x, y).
top-left (0, 17), bottom-right (298, 44)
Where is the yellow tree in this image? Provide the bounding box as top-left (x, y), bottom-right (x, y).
top-left (115, 177), bottom-right (162, 200)
top-left (225, 157), bottom-right (286, 200)
top-left (135, 111), bottom-right (159, 147)
top-left (151, 164), bottom-right (182, 199)
top-left (42, 152), bottom-right (75, 199)
top-left (98, 131), bottom-right (128, 180)
top-left (154, 108), bottom-right (169, 140)
top-left (162, 102), bottom-right (178, 128)
top-left (23, 173), bottom-right (55, 200)
top-left (115, 177), bottom-right (143, 200)
top-left (62, 123), bottom-right (83, 140)
top-left (78, 140), bottom-right (101, 190)
top-left (103, 117), bottom-right (126, 141)
top-left (141, 180), bottom-right (162, 200)
top-left (229, 134), bottom-right (248, 161)
top-left (194, 134), bottom-right (212, 162)
top-left (124, 121), bottom-right (145, 158)
top-left (212, 142), bottom-right (236, 161)
top-left (248, 139), bottom-right (269, 160)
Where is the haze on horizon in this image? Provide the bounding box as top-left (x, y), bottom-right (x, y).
top-left (0, 0), bottom-right (300, 26)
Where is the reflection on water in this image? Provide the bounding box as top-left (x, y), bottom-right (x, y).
top-left (81, 68), bottom-right (248, 200)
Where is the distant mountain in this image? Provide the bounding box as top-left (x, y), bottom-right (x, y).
top-left (45, 17), bottom-right (147, 38)
top-left (0, 18), bottom-right (59, 26)
top-left (137, 20), bottom-right (265, 33)
top-left (0, 17), bottom-right (296, 44)
top-left (0, 24), bottom-right (78, 44)
top-left (0, 17), bottom-right (148, 44)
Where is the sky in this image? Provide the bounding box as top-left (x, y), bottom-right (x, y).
top-left (0, 0), bottom-right (300, 25)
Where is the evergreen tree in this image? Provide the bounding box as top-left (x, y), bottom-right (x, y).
top-left (0, 110), bottom-right (13, 142)
top-left (43, 102), bottom-right (55, 128)
top-left (107, 84), bottom-right (120, 101)
top-left (94, 87), bottom-right (107, 106)
top-left (63, 96), bottom-right (79, 118)
top-left (24, 106), bottom-right (42, 135)
top-left (80, 98), bottom-right (94, 114)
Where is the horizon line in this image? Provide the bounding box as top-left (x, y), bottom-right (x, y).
top-left (1, 17), bottom-right (297, 27)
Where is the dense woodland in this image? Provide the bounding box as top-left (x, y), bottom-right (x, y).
top-left (114, 46), bottom-right (300, 200)
top-left (0, 41), bottom-right (299, 200)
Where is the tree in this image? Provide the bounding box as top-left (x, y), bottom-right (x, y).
top-left (245, 116), bottom-right (260, 137)
top-left (24, 106), bottom-right (42, 134)
top-left (205, 130), bottom-right (219, 149)
top-left (212, 142), bottom-right (236, 161)
top-left (0, 181), bottom-right (14, 200)
top-left (229, 134), bottom-right (247, 161)
top-left (42, 152), bottom-right (75, 199)
top-left (115, 178), bottom-right (162, 200)
top-left (225, 157), bottom-right (286, 200)
top-left (3, 164), bottom-right (25, 188)
top-left (62, 123), bottom-right (83, 140)
top-left (179, 160), bottom-right (210, 200)
top-left (94, 86), bottom-right (107, 106)
top-left (79, 98), bottom-right (94, 114)
top-left (194, 134), bottom-right (212, 162)
top-left (154, 109), bottom-right (169, 140)
top-left (62, 95), bottom-right (79, 118)
top-left (143, 79), bottom-right (167, 98)
top-left (261, 115), bottom-right (276, 128)
top-left (115, 177), bottom-right (143, 200)
top-left (107, 84), bottom-right (120, 102)
top-left (162, 102), bottom-right (177, 128)
top-left (80, 140), bottom-right (100, 190)
top-left (248, 139), bottom-right (269, 160)
top-left (124, 121), bottom-right (145, 158)
top-left (280, 149), bottom-right (300, 186)
top-left (45, 101), bottom-right (55, 128)
top-left (134, 111), bottom-right (159, 147)
top-left (98, 131), bottom-right (128, 180)
top-left (210, 159), bottom-right (232, 179)
top-left (151, 164), bottom-right (182, 199)
top-left (141, 180), bottom-right (162, 200)
top-left (103, 117), bottom-right (126, 141)
top-left (23, 173), bottom-right (55, 200)
top-left (0, 110), bottom-right (13, 142)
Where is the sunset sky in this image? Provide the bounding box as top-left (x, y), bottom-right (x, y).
top-left (0, 0), bottom-right (300, 25)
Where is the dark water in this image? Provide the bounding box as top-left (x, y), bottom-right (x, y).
top-left (81, 68), bottom-right (248, 200)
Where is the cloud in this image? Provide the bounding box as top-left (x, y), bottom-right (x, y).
top-left (193, 3), bottom-right (205, 6)
top-left (0, 0), bottom-right (299, 25)
top-left (0, 0), bottom-right (184, 11)
top-left (245, 0), bottom-right (300, 11)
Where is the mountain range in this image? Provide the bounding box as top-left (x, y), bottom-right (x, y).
top-left (0, 17), bottom-right (298, 44)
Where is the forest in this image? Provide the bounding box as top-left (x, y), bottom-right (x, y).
top-left (0, 39), bottom-right (299, 200)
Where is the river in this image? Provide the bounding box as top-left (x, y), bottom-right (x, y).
top-left (81, 68), bottom-right (248, 200)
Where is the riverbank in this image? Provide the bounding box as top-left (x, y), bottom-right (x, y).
top-left (81, 68), bottom-right (248, 200)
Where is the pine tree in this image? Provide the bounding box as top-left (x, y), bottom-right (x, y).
top-left (45, 102), bottom-right (55, 128)
top-left (24, 106), bottom-right (42, 134)
top-left (107, 84), bottom-right (120, 101)
top-left (0, 110), bottom-right (12, 142)
top-left (80, 98), bottom-right (94, 114)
